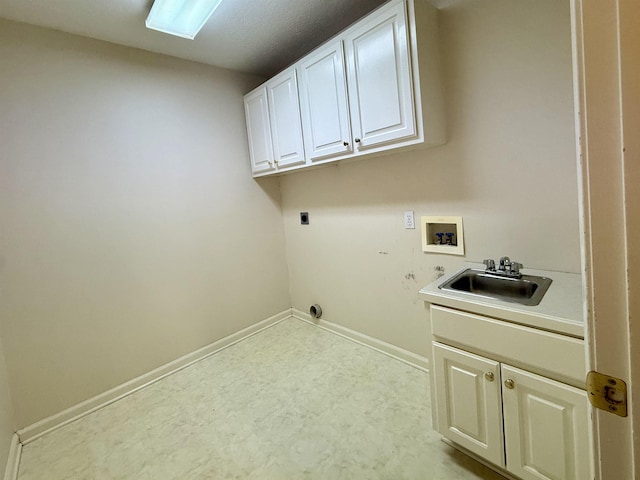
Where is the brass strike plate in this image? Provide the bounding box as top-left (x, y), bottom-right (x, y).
top-left (586, 371), bottom-right (627, 417)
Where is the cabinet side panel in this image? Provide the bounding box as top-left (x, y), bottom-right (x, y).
top-left (411, 0), bottom-right (446, 145)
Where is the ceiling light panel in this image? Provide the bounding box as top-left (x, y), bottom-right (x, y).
top-left (145, 0), bottom-right (223, 40)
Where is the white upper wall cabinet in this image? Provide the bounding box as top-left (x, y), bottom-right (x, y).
top-left (244, 0), bottom-right (445, 177)
top-left (244, 87), bottom-right (275, 174)
top-left (343, 0), bottom-right (415, 150)
top-left (298, 40), bottom-right (353, 162)
top-left (266, 68), bottom-right (306, 169)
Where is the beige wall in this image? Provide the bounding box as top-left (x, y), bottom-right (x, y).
top-left (0, 20), bottom-right (291, 428)
top-left (280, 0), bottom-right (580, 357)
top-left (0, 0), bottom-right (580, 431)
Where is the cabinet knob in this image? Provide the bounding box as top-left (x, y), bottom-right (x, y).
top-left (484, 372), bottom-right (495, 382)
top-left (343, 141), bottom-right (349, 147)
top-left (355, 138), bottom-right (361, 143)
top-left (274, 159), bottom-right (278, 165)
top-left (504, 379), bottom-right (515, 389)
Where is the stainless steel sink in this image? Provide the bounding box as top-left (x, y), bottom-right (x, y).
top-left (438, 268), bottom-right (553, 306)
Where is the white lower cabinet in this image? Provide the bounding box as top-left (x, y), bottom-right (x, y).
top-left (433, 342), bottom-right (590, 480)
top-left (501, 364), bottom-right (590, 480)
top-left (433, 343), bottom-right (505, 466)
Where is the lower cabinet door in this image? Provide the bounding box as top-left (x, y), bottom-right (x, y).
top-left (501, 364), bottom-right (591, 480)
top-left (432, 342), bottom-right (504, 466)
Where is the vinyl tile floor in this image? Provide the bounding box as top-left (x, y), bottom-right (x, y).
top-left (17, 318), bottom-right (506, 479)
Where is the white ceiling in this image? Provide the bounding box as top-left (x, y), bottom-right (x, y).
top-left (0, 0), bottom-right (389, 77)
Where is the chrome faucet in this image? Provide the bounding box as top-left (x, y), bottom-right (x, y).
top-left (498, 256), bottom-right (511, 272)
top-left (482, 256), bottom-right (523, 278)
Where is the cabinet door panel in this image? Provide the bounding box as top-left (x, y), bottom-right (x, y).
top-left (266, 69), bottom-right (305, 168)
top-left (502, 365), bottom-right (590, 480)
top-left (432, 343), bottom-right (504, 466)
top-left (344, 0), bottom-right (416, 150)
top-left (298, 41), bottom-right (352, 161)
top-left (244, 87), bottom-right (274, 174)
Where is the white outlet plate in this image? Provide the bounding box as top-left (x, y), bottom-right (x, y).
top-left (404, 211), bottom-right (415, 229)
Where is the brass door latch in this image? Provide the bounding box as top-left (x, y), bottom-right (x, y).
top-left (586, 371), bottom-right (627, 417)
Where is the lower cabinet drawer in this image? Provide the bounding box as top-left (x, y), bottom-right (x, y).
top-left (430, 305), bottom-right (586, 386)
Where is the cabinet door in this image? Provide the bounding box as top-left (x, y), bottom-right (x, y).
top-left (501, 364), bottom-right (591, 480)
top-left (343, 0), bottom-right (416, 151)
top-left (266, 68), bottom-right (306, 168)
top-left (244, 87), bottom-right (275, 174)
top-left (432, 343), bottom-right (505, 467)
top-left (298, 40), bottom-right (352, 162)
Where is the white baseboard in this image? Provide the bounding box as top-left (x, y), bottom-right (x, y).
top-left (17, 309), bottom-right (292, 445)
top-left (291, 308), bottom-right (429, 372)
top-left (3, 434), bottom-right (21, 480)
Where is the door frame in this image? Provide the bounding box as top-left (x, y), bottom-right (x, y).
top-left (572, 0), bottom-right (639, 477)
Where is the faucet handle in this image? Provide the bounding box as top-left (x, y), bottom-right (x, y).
top-left (510, 262), bottom-right (523, 274)
top-left (483, 259), bottom-right (496, 271)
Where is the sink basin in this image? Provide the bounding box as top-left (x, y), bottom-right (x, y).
top-left (438, 268), bottom-right (553, 306)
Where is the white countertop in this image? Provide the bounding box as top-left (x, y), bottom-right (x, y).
top-left (419, 263), bottom-right (585, 338)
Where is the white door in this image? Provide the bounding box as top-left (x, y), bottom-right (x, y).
top-left (266, 68), bottom-right (305, 169)
top-left (298, 40), bottom-right (352, 162)
top-left (572, 0), bottom-right (638, 478)
top-left (501, 364), bottom-right (590, 480)
top-left (343, 0), bottom-right (416, 151)
top-left (432, 343), bottom-right (504, 467)
top-left (244, 87), bottom-right (275, 174)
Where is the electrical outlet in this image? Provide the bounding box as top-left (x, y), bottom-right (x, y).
top-left (404, 211), bottom-right (415, 229)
